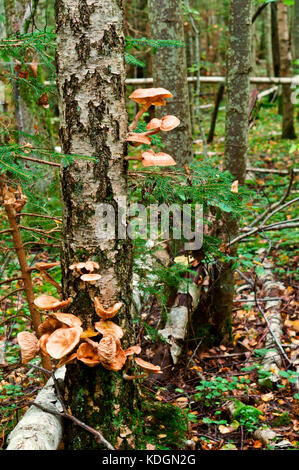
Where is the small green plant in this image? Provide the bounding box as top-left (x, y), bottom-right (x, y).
top-left (193, 376), bottom-right (249, 406)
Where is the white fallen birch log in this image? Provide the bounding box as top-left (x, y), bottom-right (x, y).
top-left (159, 259), bottom-right (204, 364)
top-left (257, 261), bottom-right (286, 386)
top-left (6, 366), bottom-right (65, 450)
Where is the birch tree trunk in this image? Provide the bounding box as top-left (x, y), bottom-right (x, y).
top-left (277, 0), bottom-right (296, 139)
top-left (148, 0), bottom-right (193, 167)
top-left (55, 0), bottom-right (143, 449)
top-left (209, 0), bottom-right (252, 340)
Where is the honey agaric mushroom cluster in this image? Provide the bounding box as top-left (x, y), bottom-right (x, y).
top-left (17, 260), bottom-right (162, 377)
top-left (126, 87), bottom-right (180, 168)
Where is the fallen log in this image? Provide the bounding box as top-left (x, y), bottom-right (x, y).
top-left (159, 259), bottom-right (205, 364)
top-left (6, 367), bottom-right (65, 450)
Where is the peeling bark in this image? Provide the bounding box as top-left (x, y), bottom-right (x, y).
top-left (55, 0), bottom-right (143, 449)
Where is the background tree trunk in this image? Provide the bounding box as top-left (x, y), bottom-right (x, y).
top-left (264, 4), bottom-right (273, 77)
top-left (209, 0), bottom-right (252, 340)
top-left (55, 0), bottom-right (142, 449)
top-left (295, 0), bottom-right (299, 66)
top-left (148, 0), bottom-right (193, 167)
top-left (277, 0), bottom-right (296, 139)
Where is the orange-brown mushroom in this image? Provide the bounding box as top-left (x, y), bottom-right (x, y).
top-left (160, 115), bottom-right (180, 131)
top-left (34, 294), bottom-right (72, 311)
top-left (80, 273), bottom-right (101, 284)
top-left (97, 335), bottom-right (127, 371)
top-left (49, 312), bottom-right (82, 328)
top-left (34, 261), bottom-right (60, 271)
top-left (38, 333), bottom-right (51, 355)
top-left (56, 352), bottom-right (77, 368)
top-left (128, 88), bottom-right (173, 131)
top-left (124, 345), bottom-right (141, 356)
top-left (141, 150), bottom-right (176, 167)
top-left (146, 118), bottom-right (162, 131)
top-left (94, 298), bottom-right (123, 320)
top-left (38, 316), bottom-right (62, 336)
top-left (126, 134), bottom-right (151, 146)
top-left (129, 88), bottom-right (172, 106)
top-left (134, 357), bottom-right (162, 374)
top-left (77, 342), bottom-right (101, 367)
top-left (17, 331), bottom-right (40, 363)
top-left (46, 326), bottom-right (82, 359)
top-left (94, 320), bottom-right (124, 339)
top-left (69, 260), bottom-right (100, 273)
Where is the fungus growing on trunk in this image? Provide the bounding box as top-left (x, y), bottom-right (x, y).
top-left (77, 342), bottom-right (101, 367)
top-left (80, 273), bottom-right (101, 285)
top-left (134, 357), bottom-right (162, 374)
top-left (127, 134), bottom-right (152, 146)
top-left (34, 294), bottom-right (72, 311)
top-left (129, 87), bottom-right (173, 131)
top-left (141, 150), bottom-right (176, 167)
top-left (45, 326), bottom-right (82, 359)
top-left (93, 298), bottom-right (123, 320)
top-left (94, 320), bottom-right (124, 339)
top-left (17, 331), bottom-right (40, 363)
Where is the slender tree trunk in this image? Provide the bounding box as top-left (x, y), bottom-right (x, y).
top-left (55, 0), bottom-right (143, 449)
top-left (271, 2), bottom-right (281, 77)
top-left (148, 0), bottom-right (193, 166)
top-left (277, 0), bottom-right (296, 139)
top-left (295, 0), bottom-right (299, 65)
top-left (210, 0), bottom-right (252, 340)
top-left (264, 4), bottom-right (273, 77)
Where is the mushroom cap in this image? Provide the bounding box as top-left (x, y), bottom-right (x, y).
top-left (38, 316), bottom-right (62, 336)
top-left (101, 348), bottom-right (127, 371)
top-left (127, 134), bottom-right (151, 146)
top-left (69, 261), bottom-right (99, 272)
top-left (46, 326), bottom-right (82, 359)
top-left (146, 118), bottom-right (162, 130)
top-left (49, 312), bottom-right (82, 328)
top-left (17, 331), bottom-right (40, 363)
top-left (160, 115), bottom-right (180, 132)
top-left (80, 273), bottom-right (101, 284)
top-left (38, 333), bottom-right (51, 355)
top-left (35, 261), bottom-right (60, 271)
top-left (56, 352), bottom-right (77, 368)
top-left (34, 294), bottom-right (72, 311)
top-left (129, 88), bottom-right (173, 105)
top-left (94, 298), bottom-right (123, 320)
top-left (141, 151), bottom-right (176, 167)
top-left (134, 357), bottom-right (162, 374)
top-left (124, 345), bottom-right (142, 356)
top-left (97, 335), bottom-right (127, 371)
top-left (94, 320), bottom-right (124, 339)
top-left (77, 342), bottom-right (101, 367)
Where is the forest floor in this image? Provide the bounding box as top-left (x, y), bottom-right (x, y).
top-left (0, 101), bottom-right (298, 450)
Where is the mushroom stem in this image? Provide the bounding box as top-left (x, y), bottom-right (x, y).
top-left (123, 372), bottom-right (148, 381)
top-left (137, 128), bottom-right (161, 137)
top-left (124, 156), bottom-right (143, 161)
top-left (128, 103), bottom-right (151, 131)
